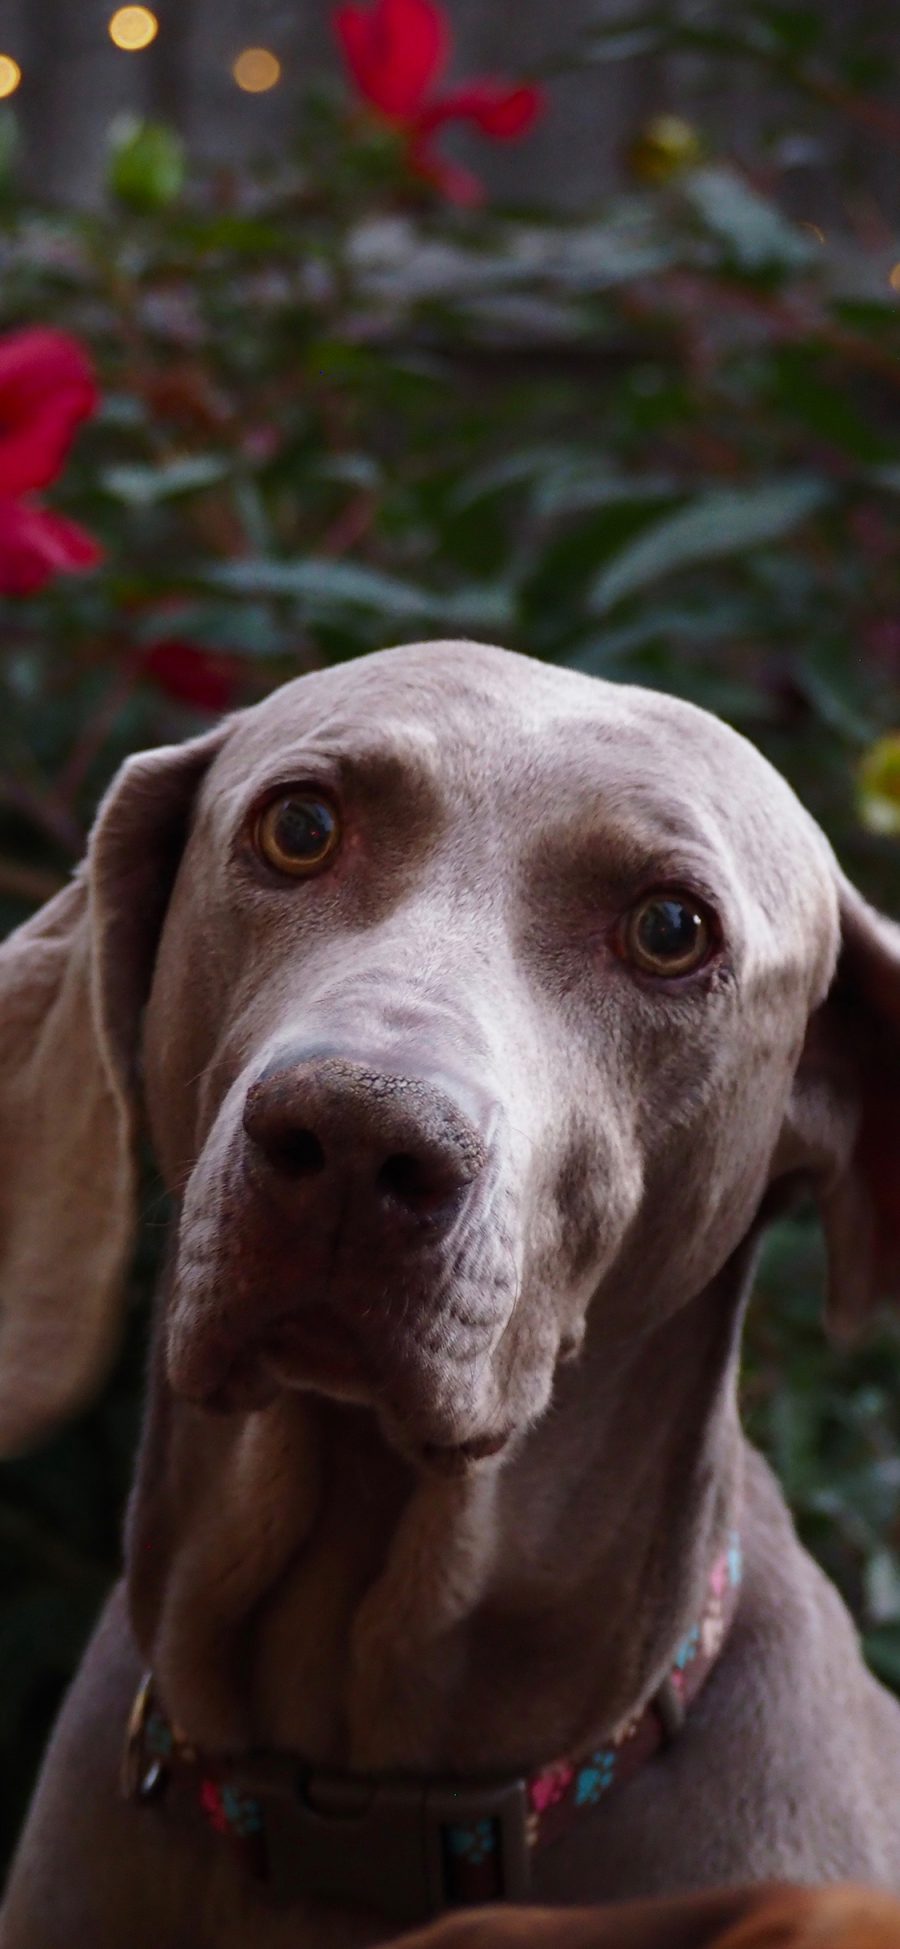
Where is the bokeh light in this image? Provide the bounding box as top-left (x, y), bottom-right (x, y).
top-left (889, 263), bottom-right (900, 293)
top-left (108, 8), bottom-right (159, 52)
top-left (0, 54), bottom-right (22, 99)
top-left (232, 47), bottom-right (282, 94)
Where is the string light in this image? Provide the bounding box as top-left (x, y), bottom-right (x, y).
top-left (108, 8), bottom-right (159, 52)
top-left (232, 47), bottom-right (281, 93)
top-left (889, 264), bottom-right (900, 293)
top-left (0, 54), bottom-right (21, 98)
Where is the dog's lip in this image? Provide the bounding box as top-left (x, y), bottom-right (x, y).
top-left (187, 1365), bottom-right (280, 1415)
top-left (418, 1428), bottom-right (511, 1472)
top-left (258, 1309), bottom-right (371, 1394)
top-left (175, 1295), bottom-right (511, 1452)
top-left (255, 1318), bottom-right (513, 1471)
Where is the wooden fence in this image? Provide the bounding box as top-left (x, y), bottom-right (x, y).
top-left (1, 0), bottom-right (896, 221)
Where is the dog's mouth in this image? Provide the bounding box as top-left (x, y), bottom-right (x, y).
top-left (168, 1300), bottom-right (373, 1415)
top-left (262, 1317), bottom-right (513, 1469)
top-left (171, 1298), bottom-right (513, 1470)
top-left (259, 1309), bottom-right (371, 1398)
top-left (418, 1428), bottom-right (512, 1474)
top-left (166, 1294), bottom-right (514, 1465)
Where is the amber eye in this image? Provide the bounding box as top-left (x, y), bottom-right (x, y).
top-left (621, 893), bottom-right (714, 977)
top-left (253, 793), bottom-right (340, 877)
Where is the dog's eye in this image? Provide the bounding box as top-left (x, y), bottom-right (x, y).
top-left (253, 794), bottom-right (340, 877)
top-left (621, 893), bottom-right (714, 977)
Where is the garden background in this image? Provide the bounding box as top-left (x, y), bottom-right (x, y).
top-left (1, 0), bottom-right (899, 1875)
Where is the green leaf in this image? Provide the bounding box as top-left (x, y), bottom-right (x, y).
top-left (100, 457), bottom-right (231, 505)
top-left (682, 166), bottom-right (816, 272)
top-left (773, 349), bottom-right (884, 462)
top-left (453, 452), bottom-right (677, 524)
top-left (867, 465), bottom-right (900, 494)
top-left (579, 23), bottom-right (664, 62)
top-left (206, 557), bottom-right (437, 617)
top-left (176, 213), bottom-right (289, 256)
top-left (533, 464), bottom-right (677, 521)
top-left (570, 595), bottom-right (758, 672)
top-left (587, 479), bottom-right (831, 613)
top-left (230, 478), bottom-right (272, 556)
top-left (107, 116), bottom-right (186, 213)
top-left (450, 446), bottom-right (578, 514)
top-left (865, 1628), bottom-right (900, 1691)
top-left (554, 211), bottom-right (678, 289)
top-left (0, 106), bottom-right (19, 192)
top-left (96, 393), bottom-right (147, 431)
top-left (754, 5), bottom-right (823, 56)
top-left (134, 601), bottom-right (286, 658)
top-left (865, 1550), bottom-right (900, 1625)
top-left (205, 558), bottom-right (515, 632)
top-left (793, 640), bottom-right (875, 744)
top-left (431, 582), bottom-right (516, 633)
top-left (316, 453), bottom-right (383, 491)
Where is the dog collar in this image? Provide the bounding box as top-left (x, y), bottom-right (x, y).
top-left (123, 1532), bottom-right (741, 1924)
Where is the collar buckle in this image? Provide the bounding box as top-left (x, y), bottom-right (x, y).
top-left (121, 1671), bottom-right (167, 1802)
top-left (238, 1762), bottom-right (531, 1923)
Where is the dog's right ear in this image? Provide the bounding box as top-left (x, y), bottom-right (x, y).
top-left (780, 870), bottom-right (900, 1337)
top-left (0, 723), bottom-right (229, 1456)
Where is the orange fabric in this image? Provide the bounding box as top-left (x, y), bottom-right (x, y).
top-left (401, 1884), bottom-right (900, 1947)
top-left (718, 1885), bottom-right (900, 1947)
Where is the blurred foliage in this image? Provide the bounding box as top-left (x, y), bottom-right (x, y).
top-left (1, 0), bottom-right (900, 1875)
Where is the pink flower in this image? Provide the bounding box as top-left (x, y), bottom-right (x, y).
top-left (334, 0), bottom-right (543, 205)
top-left (0, 328), bottom-right (102, 595)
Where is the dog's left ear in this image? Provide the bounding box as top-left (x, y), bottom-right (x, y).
top-left (0, 724), bottom-right (229, 1455)
top-left (782, 871), bottom-right (900, 1334)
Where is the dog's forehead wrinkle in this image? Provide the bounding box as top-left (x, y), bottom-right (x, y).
top-left (170, 658), bottom-right (842, 1037)
top-left (171, 645), bottom-right (838, 1070)
top-left (202, 725), bottom-right (444, 820)
top-left (207, 645), bottom-right (799, 824)
top-left (204, 637), bottom-right (746, 783)
top-left (196, 637), bottom-right (817, 843)
top-left (204, 639), bottom-right (680, 778)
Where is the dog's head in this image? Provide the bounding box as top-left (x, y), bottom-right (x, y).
top-left (1, 641), bottom-right (898, 1466)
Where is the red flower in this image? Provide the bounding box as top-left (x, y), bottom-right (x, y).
top-left (335, 0), bottom-right (543, 205)
top-left (143, 639), bottom-right (241, 713)
top-left (0, 327), bottom-right (102, 596)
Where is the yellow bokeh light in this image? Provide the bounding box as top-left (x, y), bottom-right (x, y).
top-left (232, 47), bottom-right (281, 93)
top-left (108, 7), bottom-right (159, 52)
top-left (0, 54), bottom-right (22, 99)
top-left (889, 263), bottom-right (900, 293)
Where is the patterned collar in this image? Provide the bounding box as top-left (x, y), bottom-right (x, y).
top-left (123, 1532), bottom-right (742, 1926)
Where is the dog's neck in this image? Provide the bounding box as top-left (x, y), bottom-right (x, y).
top-left (126, 1252), bottom-right (748, 1775)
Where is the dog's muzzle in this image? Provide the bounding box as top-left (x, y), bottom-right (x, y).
top-left (166, 1049), bottom-right (511, 1446)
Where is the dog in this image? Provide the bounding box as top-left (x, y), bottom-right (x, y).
top-left (1, 640), bottom-right (899, 1948)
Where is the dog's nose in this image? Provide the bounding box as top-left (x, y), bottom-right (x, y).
top-left (242, 1055), bottom-right (489, 1231)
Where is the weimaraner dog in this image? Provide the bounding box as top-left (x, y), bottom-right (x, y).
top-left (1, 641), bottom-right (900, 1949)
